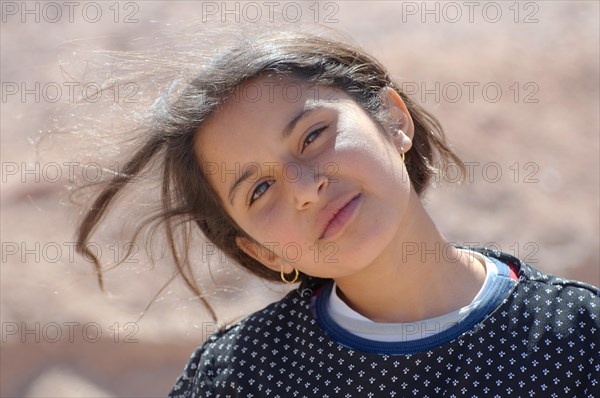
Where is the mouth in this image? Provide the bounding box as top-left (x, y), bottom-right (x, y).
top-left (318, 193), bottom-right (361, 240)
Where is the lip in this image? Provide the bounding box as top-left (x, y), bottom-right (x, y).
top-left (318, 193), bottom-right (361, 240)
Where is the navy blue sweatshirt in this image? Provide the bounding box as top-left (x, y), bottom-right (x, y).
top-left (169, 247), bottom-right (600, 397)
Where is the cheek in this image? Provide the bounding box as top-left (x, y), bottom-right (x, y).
top-left (334, 122), bottom-right (404, 182)
top-left (336, 112), bottom-right (393, 155)
top-left (238, 203), bottom-right (300, 246)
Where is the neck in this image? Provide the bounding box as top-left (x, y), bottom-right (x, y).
top-left (333, 189), bottom-right (487, 323)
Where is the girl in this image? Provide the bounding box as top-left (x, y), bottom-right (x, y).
top-left (76, 30), bottom-right (599, 397)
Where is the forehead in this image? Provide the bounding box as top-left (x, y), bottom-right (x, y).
top-left (195, 75), bottom-right (349, 159)
top-left (211, 75), bottom-right (345, 125)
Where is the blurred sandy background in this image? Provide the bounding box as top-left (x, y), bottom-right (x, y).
top-left (1, 1), bottom-right (599, 396)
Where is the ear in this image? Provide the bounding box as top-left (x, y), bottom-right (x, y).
top-left (235, 236), bottom-right (293, 274)
top-left (380, 87), bottom-right (415, 150)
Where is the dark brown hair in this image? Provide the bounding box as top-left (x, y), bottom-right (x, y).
top-left (75, 29), bottom-right (465, 320)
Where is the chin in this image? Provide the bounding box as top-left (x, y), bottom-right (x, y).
top-left (340, 223), bottom-right (396, 266)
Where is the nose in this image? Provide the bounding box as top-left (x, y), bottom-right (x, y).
top-left (285, 163), bottom-right (328, 210)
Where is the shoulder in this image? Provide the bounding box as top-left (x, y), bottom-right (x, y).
top-left (470, 246), bottom-right (599, 323)
top-left (469, 246), bottom-right (599, 293)
top-left (168, 280), bottom-right (327, 397)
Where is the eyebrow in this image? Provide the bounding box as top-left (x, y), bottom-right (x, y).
top-left (228, 104), bottom-right (326, 206)
top-left (281, 105), bottom-right (323, 139)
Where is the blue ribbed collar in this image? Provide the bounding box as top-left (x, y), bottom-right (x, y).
top-left (311, 253), bottom-right (517, 355)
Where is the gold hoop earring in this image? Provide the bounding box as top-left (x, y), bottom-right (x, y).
top-left (400, 147), bottom-right (406, 163)
top-left (280, 267), bottom-right (299, 284)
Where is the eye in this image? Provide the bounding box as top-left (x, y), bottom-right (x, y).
top-left (249, 179), bottom-right (275, 205)
top-left (302, 126), bottom-right (328, 152)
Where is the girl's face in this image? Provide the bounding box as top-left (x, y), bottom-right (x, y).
top-left (195, 76), bottom-right (414, 279)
